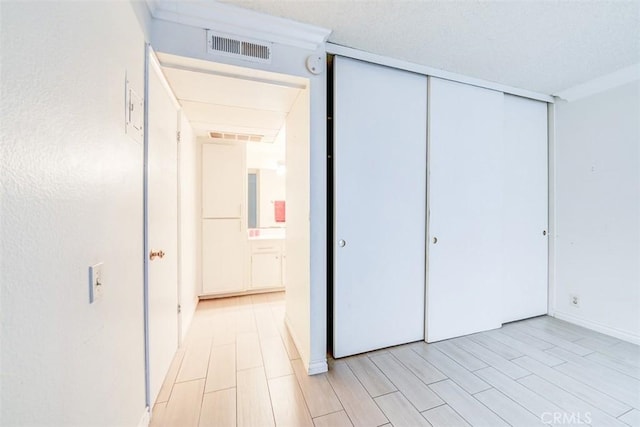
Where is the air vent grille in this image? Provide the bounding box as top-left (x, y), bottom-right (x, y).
top-left (207, 31), bottom-right (272, 64)
top-left (209, 131), bottom-right (264, 143)
top-left (211, 35), bottom-right (241, 55)
top-left (242, 41), bottom-right (270, 61)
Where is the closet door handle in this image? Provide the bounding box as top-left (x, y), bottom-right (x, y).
top-left (433, 237), bottom-right (438, 244)
top-left (338, 239), bottom-right (346, 248)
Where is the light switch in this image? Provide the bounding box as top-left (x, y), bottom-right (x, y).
top-left (89, 263), bottom-right (103, 303)
top-left (125, 78), bottom-right (143, 143)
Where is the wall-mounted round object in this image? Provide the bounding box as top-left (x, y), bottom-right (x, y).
top-left (306, 54), bottom-right (325, 75)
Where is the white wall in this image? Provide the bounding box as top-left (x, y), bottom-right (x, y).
top-left (285, 88), bottom-right (314, 370)
top-left (246, 127), bottom-right (286, 170)
top-left (178, 114), bottom-right (200, 341)
top-left (554, 79), bottom-right (640, 343)
top-left (152, 19), bottom-right (328, 373)
top-left (1, 2), bottom-right (149, 425)
top-left (258, 169), bottom-right (286, 229)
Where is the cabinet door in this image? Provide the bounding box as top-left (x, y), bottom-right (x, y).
top-left (202, 219), bottom-right (245, 294)
top-left (251, 252), bottom-right (282, 288)
top-left (202, 143), bottom-right (244, 218)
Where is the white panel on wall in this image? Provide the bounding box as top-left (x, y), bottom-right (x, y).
top-left (333, 56), bottom-right (427, 358)
top-left (502, 94), bottom-right (548, 323)
top-left (427, 77), bottom-right (504, 342)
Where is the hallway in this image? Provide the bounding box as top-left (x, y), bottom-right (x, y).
top-left (149, 292), bottom-right (640, 427)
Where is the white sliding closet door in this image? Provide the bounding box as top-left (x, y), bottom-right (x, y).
top-left (502, 95), bottom-right (548, 322)
top-left (333, 56), bottom-right (427, 358)
top-left (427, 77), bottom-right (504, 342)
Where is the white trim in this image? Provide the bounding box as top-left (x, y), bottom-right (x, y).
top-left (137, 407), bottom-right (150, 427)
top-left (553, 311), bottom-right (640, 345)
top-left (176, 110), bottom-right (183, 348)
top-left (308, 359), bottom-right (329, 375)
top-left (284, 315), bottom-right (327, 375)
top-left (327, 43), bottom-right (554, 103)
top-left (555, 64), bottom-right (640, 102)
top-left (149, 50), bottom-right (181, 111)
top-left (547, 103), bottom-right (557, 317)
top-left (146, 0), bottom-right (331, 51)
top-left (158, 62), bottom-right (307, 90)
top-left (423, 76), bottom-right (433, 343)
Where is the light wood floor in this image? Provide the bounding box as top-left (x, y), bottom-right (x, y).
top-left (150, 292), bottom-right (640, 427)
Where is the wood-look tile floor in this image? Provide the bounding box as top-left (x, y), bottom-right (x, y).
top-left (150, 292), bottom-right (640, 427)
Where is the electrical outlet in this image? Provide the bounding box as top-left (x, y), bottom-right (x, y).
top-left (570, 294), bottom-right (580, 308)
top-left (89, 263), bottom-right (103, 303)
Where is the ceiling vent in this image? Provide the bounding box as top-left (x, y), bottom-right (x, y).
top-left (206, 31), bottom-right (272, 64)
top-left (209, 131), bottom-right (264, 143)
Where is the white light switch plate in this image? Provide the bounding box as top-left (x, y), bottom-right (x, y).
top-left (125, 78), bottom-right (143, 144)
top-left (89, 263), bottom-right (103, 303)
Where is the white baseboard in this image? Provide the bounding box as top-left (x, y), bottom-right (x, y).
top-left (553, 310), bottom-right (640, 345)
top-left (308, 359), bottom-right (328, 375)
top-left (283, 315), bottom-right (327, 375)
top-left (137, 406), bottom-right (150, 427)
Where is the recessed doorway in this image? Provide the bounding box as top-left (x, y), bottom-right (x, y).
top-left (145, 51), bottom-right (311, 409)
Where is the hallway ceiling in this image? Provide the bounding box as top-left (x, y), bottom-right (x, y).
top-left (158, 52), bottom-right (304, 142)
top-left (221, 0), bottom-right (640, 95)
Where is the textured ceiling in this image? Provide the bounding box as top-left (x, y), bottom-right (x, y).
top-left (221, 0), bottom-right (640, 94)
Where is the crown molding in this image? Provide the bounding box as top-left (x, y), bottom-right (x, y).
top-left (144, 0), bottom-right (331, 51)
top-left (554, 64), bottom-right (640, 102)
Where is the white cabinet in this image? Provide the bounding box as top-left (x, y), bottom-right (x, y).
top-left (202, 219), bottom-right (246, 294)
top-left (250, 240), bottom-right (283, 289)
top-left (201, 142), bottom-right (247, 296)
top-left (251, 253), bottom-right (281, 288)
top-left (202, 143), bottom-right (245, 218)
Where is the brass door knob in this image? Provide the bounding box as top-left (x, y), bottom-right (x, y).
top-left (149, 250), bottom-right (165, 260)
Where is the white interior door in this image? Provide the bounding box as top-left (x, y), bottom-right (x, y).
top-left (427, 77), bottom-right (504, 342)
top-left (333, 56), bottom-right (427, 358)
top-left (147, 50), bottom-right (179, 405)
top-left (502, 94), bottom-right (548, 322)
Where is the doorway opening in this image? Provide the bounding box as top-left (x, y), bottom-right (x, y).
top-left (145, 50), bottom-right (311, 408)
